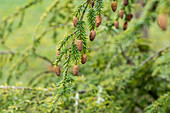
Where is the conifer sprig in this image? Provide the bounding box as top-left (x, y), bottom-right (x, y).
top-left (95, 0), bottom-right (104, 16)
top-left (145, 92), bottom-right (170, 113)
top-left (88, 8), bottom-right (96, 31)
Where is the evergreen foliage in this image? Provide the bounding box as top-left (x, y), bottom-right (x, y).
top-left (0, 0), bottom-right (169, 112)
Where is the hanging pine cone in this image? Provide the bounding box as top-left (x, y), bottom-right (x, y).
top-left (54, 65), bottom-right (60, 76)
top-left (73, 16), bottom-right (79, 27)
top-left (157, 14), bottom-right (167, 31)
top-left (95, 16), bottom-right (102, 27)
top-left (119, 10), bottom-right (124, 19)
top-left (77, 40), bottom-right (83, 51)
top-left (56, 51), bottom-right (60, 57)
top-left (127, 13), bottom-right (133, 21)
top-left (81, 54), bottom-right (87, 64)
top-left (89, 30), bottom-right (96, 41)
top-left (123, 22), bottom-right (128, 30)
top-left (123, 0), bottom-right (128, 6)
top-left (111, 1), bottom-right (117, 12)
top-left (73, 65), bottom-right (79, 76)
top-left (114, 21), bottom-right (119, 29)
top-left (91, 0), bottom-right (94, 8)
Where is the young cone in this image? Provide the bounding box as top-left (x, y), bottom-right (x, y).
top-left (114, 21), bottom-right (119, 29)
top-left (73, 16), bottom-right (79, 27)
top-left (56, 51), bottom-right (60, 57)
top-left (77, 40), bottom-right (83, 52)
top-left (157, 14), bottom-right (167, 31)
top-left (81, 54), bottom-right (87, 64)
top-left (123, 0), bottom-right (128, 6)
top-left (54, 65), bottom-right (60, 76)
top-left (111, 1), bottom-right (117, 12)
top-left (123, 22), bottom-right (128, 30)
top-left (73, 65), bottom-right (79, 76)
top-left (95, 16), bottom-right (102, 27)
top-left (127, 13), bottom-right (133, 21)
top-left (119, 10), bottom-right (124, 19)
top-left (89, 30), bottom-right (96, 41)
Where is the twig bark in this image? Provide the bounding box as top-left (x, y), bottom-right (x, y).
top-left (140, 46), bottom-right (170, 67)
top-left (0, 51), bottom-right (15, 55)
top-left (0, 85), bottom-right (87, 95)
top-left (36, 54), bottom-right (53, 65)
top-left (80, 0), bottom-right (90, 21)
top-left (120, 46), bottom-right (134, 65)
top-left (0, 86), bottom-right (51, 91)
top-left (28, 70), bottom-right (54, 86)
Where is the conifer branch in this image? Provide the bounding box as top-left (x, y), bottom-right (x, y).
top-left (0, 51), bottom-right (15, 55)
top-left (145, 92), bottom-right (170, 113)
top-left (140, 46), bottom-right (170, 67)
top-left (80, 0), bottom-right (90, 21)
top-left (120, 45), bottom-right (134, 65)
top-left (0, 86), bottom-right (53, 91)
top-left (36, 54), bottom-right (53, 65)
top-left (28, 70), bottom-right (54, 86)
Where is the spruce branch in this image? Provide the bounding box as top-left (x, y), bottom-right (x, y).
top-left (80, 0), bottom-right (90, 21)
top-left (36, 54), bottom-right (53, 65)
top-left (58, 31), bottom-right (76, 51)
top-left (0, 86), bottom-right (53, 91)
top-left (145, 92), bottom-right (170, 113)
top-left (120, 45), bottom-right (134, 65)
top-left (95, 0), bottom-right (103, 16)
top-left (88, 8), bottom-right (96, 31)
top-left (0, 51), bottom-right (15, 55)
top-left (74, 0), bottom-right (89, 17)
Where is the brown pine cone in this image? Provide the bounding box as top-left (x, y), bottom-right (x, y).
top-left (73, 17), bottom-right (79, 27)
top-left (54, 65), bottom-right (60, 76)
top-left (127, 13), bottom-right (133, 21)
top-left (91, 1), bottom-right (94, 8)
top-left (89, 30), bottom-right (96, 41)
top-left (73, 65), bottom-right (79, 76)
top-left (123, 22), bottom-right (128, 30)
top-left (114, 21), bottom-right (119, 29)
top-left (111, 1), bottom-right (117, 12)
top-left (95, 16), bottom-right (102, 27)
top-left (157, 14), bottom-right (167, 31)
top-left (77, 40), bottom-right (83, 52)
top-left (123, 0), bottom-right (128, 6)
top-left (81, 54), bottom-right (87, 64)
top-left (119, 10), bottom-right (124, 19)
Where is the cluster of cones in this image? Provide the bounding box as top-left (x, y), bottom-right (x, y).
top-left (54, 49), bottom-right (87, 76)
top-left (111, 0), bottom-right (133, 30)
top-left (54, 0), bottom-right (169, 76)
top-left (66, 0), bottom-right (102, 76)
